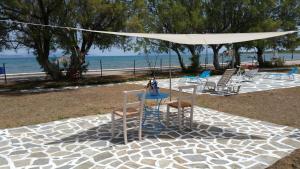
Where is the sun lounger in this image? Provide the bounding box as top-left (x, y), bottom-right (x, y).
top-left (242, 68), bottom-right (259, 81)
top-left (180, 70), bottom-right (211, 84)
top-left (203, 69), bottom-right (241, 95)
top-left (263, 67), bottom-right (298, 80)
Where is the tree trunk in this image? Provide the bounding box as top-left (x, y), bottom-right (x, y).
top-left (233, 45), bottom-right (241, 67)
top-left (43, 60), bottom-right (63, 80)
top-left (187, 45), bottom-right (200, 71)
top-left (36, 1), bottom-right (63, 80)
top-left (172, 47), bottom-right (186, 71)
top-left (211, 45), bottom-right (221, 70)
top-left (256, 47), bottom-right (264, 67)
top-left (35, 47), bottom-right (63, 80)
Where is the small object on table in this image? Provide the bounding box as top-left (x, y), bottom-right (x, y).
top-left (146, 77), bottom-right (160, 96)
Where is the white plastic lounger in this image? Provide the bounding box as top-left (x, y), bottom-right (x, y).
top-left (203, 69), bottom-right (241, 95)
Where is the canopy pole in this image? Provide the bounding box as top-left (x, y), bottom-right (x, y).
top-left (169, 43), bottom-right (172, 101)
top-left (231, 44), bottom-right (235, 68)
top-left (205, 44), bottom-right (208, 69)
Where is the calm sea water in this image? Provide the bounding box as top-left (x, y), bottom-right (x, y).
top-left (0, 53), bottom-right (299, 74)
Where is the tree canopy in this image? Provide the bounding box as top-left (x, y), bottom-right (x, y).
top-left (0, 0), bottom-right (299, 79)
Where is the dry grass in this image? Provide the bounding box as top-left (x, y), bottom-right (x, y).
top-left (195, 87), bottom-right (300, 128)
top-left (1, 84), bottom-right (300, 129)
top-left (0, 84), bottom-right (143, 128)
top-left (268, 149), bottom-right (300, 169)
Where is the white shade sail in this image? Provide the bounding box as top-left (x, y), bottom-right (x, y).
top-left (0, 20), bottom-right (297, 45)
top-left (94, 30), bottom-right (297, 45)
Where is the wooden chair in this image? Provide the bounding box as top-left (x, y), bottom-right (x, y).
top-left (166, 85), bottom-right (197, 130)
top-left (111, 89), bottom-right (146, 144)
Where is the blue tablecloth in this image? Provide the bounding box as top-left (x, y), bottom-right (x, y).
top-left (138, 92), bottom-right (169, 133)
top-left (138, 92), bottom-right (169, 100)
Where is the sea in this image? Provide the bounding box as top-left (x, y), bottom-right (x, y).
top-left (0, 53), bottom-right (299, 74)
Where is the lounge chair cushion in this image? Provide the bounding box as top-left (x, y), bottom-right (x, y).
top-left (113, 107), bottom-right (140, 117)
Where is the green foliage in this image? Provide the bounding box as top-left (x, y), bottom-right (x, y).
top-left (0, 0), bottom-right (299, 76)
top-left (1, 0), bottom-right (65, 79)
top-left (263, 58), bottom-right (285, 68)
top-left (53, 0), bottom-right (127, 80)
top-left (132, 0), bottom-right (205, 72)
top-left (0, 0), bottom-right (127, 80)
top-left (242, 0), bottom-right (286, 67)
top-left (0, 23), bottom-right (10, 51)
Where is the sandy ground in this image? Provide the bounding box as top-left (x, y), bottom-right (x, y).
top-left (0, 84), bottom-right (300, 168)
top-left (0, 84), bottom-right (142, 128)
top-left (268, 149), bottom-right (300, 169)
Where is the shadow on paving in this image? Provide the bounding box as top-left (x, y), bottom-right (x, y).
top-left (46, 117), bottom-right (265, 146)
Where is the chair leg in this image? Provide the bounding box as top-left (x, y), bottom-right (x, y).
top-left (111, 113), bottom-right (115, 138)
top-left (123, 115), bottom-right (128, 144)
top-left (178, 107), bottom-right (182, 130)
top-left (139, 112), bottom-right (142, 141)
top-left (166, 105), bottom-right (170, 127)
top-left (190, 106), bottom-right (194, 129)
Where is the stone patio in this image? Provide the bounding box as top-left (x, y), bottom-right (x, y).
top-left (131, 72), bottom-right (300, 95)
top-left (0, 106), bottom-right (300, 169)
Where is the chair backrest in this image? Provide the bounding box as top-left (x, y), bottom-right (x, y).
top-left (217, 69), bottom-right (236, 87)
top-left (178, 85), bottom-right (197, 107)
top-left (123, 89), bottom-right (146, 115)
top-left (199, 70), bottom-right (211, 78)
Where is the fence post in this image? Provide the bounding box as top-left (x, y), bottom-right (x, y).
top-left (160, 58), bottom-right (162, 73)
top-left (3, 63), bottom-right (7, 84)
top-left (100, 59), bottom-right (102, 77)
top-left (133, 59), bottom-right (136, 76)
top-left (57, 59), bottom-right (60, 71)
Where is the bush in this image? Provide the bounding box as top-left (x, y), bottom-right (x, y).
top-left (263, 58), bottom-right (285, 68)
top-left (274, 58), bottom-right (285, 67)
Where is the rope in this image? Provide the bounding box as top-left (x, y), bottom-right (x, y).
top-left (0, 19), bottom-right (103, 33)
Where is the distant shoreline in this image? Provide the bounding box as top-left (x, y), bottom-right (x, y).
top-left (1, 53), bottom-right (300, 74)
top-left (1, 50), bottom-right (300, 58)
top-left (1, 60), bottom-right (299, 82)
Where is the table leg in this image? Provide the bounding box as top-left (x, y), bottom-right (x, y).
top-left (142, 98), bottom-right (165, 133)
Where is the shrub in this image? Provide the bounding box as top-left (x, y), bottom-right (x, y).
top-left (263, 58), bottom-right (285, 68)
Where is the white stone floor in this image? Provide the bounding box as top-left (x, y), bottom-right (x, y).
top-left (0, 106), bottom-right (300, 169)
top-left (131, 72), bottom-right (300, 95)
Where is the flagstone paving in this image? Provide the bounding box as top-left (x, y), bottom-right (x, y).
top-left (131, 72), bottom-right (300, 95)
top-left (0, 106), bottom-right (300, 169)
